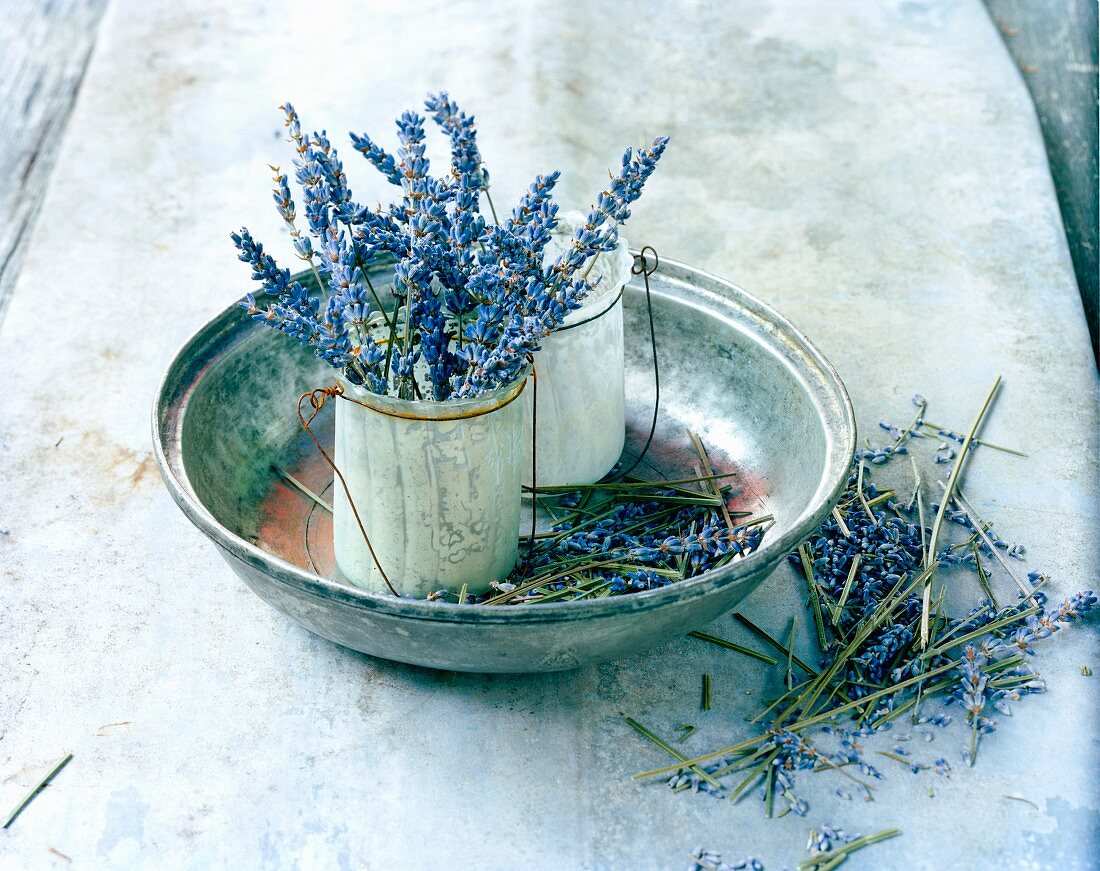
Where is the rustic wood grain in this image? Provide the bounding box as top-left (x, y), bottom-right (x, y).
top-left (0, 0), bottom-right (107, 327)
top-left (984, 0), bottom-right (1099, 361)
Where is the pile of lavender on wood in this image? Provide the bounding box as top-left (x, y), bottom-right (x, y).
top-left (231, 94), bottom-right (669, 401)
top-left (623, 385), bottom-right (1094, 851)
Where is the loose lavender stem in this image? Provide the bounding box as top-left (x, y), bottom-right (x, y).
top-left (799, 545), bottom-right (831, 652)
top-left (272, 465), bottom-right (332, 513)
top-left (3, 754), bottom-right (73, 829)
top-left (921, 377), bottom-right (1002, 648)
top-left (951, 487), bottom-right (1035, 599)
top-left (799, 829), bottom-right (901, 871)
top-left (733, 613), bottom-right (819, 676)
top-left (831, 508), bottom-right (851, 537)
top-left (688, 631), bottom-right (778, 665)
top-left (856, 459), bottom-right (876, 525)
top-left (831, 553), bottom-right (862, 625)
top-left (972, 543), bottom-right (1000, 610)
top-left (622, 716), bottom-right (722, 788)
top-left (919, 421), bottom-right (1026, 457)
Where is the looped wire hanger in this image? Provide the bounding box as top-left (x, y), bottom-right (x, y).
top-left (296, 383), bottom-right (398, 596)
top-left (611, 245), bottom-right (662, 480)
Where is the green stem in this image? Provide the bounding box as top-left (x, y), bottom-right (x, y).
top-left (799, 545), bottom-right (830, 652)
top-left (973, 543), bottom-right (1000, 610)
top-left (922, 605), bottom-right (1040, 659)
top-left (623, 717), bottom-right (722, 789)
top-left (688, 631), bottom-right (778, 665)
top-left (856, 459), bottom-right (876, 524)
top-left (733, 614), bottom-right (819, 676)
top-left (3, 753), bottom-right (73, 829)
top-left (831, 554), bottom-right (862, 625)
top-left (921, 376), bottom-right (1002, 648)
top-left (799, 829), bottom-right (902, 871)
top-left (919, 421), bottom-right (1026, 457)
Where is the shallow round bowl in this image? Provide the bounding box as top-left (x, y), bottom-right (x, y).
top-left (152, 257), bottom-right (855, 672)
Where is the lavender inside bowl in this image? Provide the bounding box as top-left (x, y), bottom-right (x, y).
top-left (152, 256), bottom-right (854, 672)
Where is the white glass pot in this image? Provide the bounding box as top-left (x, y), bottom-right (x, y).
top-left (333, 372), bottom-right (528, 598)
top-left (524, 212), bottom-right (634, 488)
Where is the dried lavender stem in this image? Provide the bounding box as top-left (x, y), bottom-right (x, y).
top-left (856, 459), bottom-right (876, 525)
top-left (690, 431), bottom-right (736, 530)
top-left (363, 273), bottom-right (396, 332)
top-left (710, 743), bottom-right (774, 779)
top-left (763, 763), bottom-right (776, 817)
top-left (972, 544), bottom-right (1000, 610)
top-left (482, 557), bottom-right (628, 604)
top-left (921, 376), bottom-right (1002, 648)
top-left (272, 465), bottom-right (333, 513)
top-left (622, 716), bottom-right (722, 788)
top-left (3, 753), bottom-right (73, 829)
top-left (482, 187), bottom-right (500, 225)
top-left (799, 545), bottom-right (831, 652)
top-left (831, 508), bottom-right (852, 538)
top-left (750, 678), bottom-right (813, 724)
top-left (785, 615), bottom-right (798, 690)
top-left (923, 605), bottom-right (1041, 659)
top-left (727, 752), bottom-right (777, 803)
top-left (831, 554), bottom-right (862, 625)
top-left (799, 829), bottom-right (901, 871)
top-left (688, 631), bottom-right (778, 665)
top-left (919, 421), bottom-right (1026, 457)
top-left (951, 487), bottom-right (1034, 598)
top-left (865, 490), bottom-right (896, 509)
top-left (538, 472), bottom-right (739, 492)
top-left (733, 614), bottom-right (819, 676)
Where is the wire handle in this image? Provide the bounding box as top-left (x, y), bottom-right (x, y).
top-left (613, 246), bottom-right (662, 480)
top-left (296, 384), bottom-right (398, 596)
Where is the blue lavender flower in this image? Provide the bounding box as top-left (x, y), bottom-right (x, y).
top-left (544, 137), bottom-right (669, 292)
top-left (231, 228), bottom-right (293, 296)
top-left (688, 849), bottom-right (764, 871)
top-left (807, 824), bottom-right (856, 856)
top-left (424, 91), bottom-right (485, 189)
top-left (956, 644), bottom-right (989, 719)
top-left (349, 130), bottom-right (402, 185)
top-left (235, 96), bottom-right (669, 399)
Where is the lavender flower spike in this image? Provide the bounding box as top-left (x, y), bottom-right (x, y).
top-left (546, 135), bottom-right (670, 289)
top-left (234, 95), bottom-right (670, 400)
top-left (349, 130), bottom-right (402, 186)
top-left (424, 91), bottom-right (486, 190)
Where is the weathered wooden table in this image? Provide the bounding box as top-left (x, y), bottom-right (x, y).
top-left (1, 1), bottom-right (1096, 867)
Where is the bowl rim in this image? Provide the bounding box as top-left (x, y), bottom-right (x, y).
top-left (152, 253), bottom-right (855, 626)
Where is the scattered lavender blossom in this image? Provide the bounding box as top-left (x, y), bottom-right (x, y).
top-left (628, 392), bottom-right (1094, 847)
top-left (688, 849), bottom-right (764, 871)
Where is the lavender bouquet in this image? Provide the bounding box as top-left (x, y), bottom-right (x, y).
top-left (231, 95), bottom-right (668, 596)
top-left (233, 95), bottom-right (667, 402)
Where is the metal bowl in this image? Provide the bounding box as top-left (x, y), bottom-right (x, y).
top-left (152, 257), bottom-right (855, 672)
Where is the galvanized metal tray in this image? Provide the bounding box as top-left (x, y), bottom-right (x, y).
top-left (152, 256), bottom-right (855, 672)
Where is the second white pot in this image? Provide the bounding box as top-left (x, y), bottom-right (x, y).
top-left (524, 212), bottom-right (633, 488)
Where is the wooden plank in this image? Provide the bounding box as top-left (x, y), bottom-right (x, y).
top-left (984, 0), bottom-right (1099, 361)
top-left (0, 0), bottom-right (108, 327)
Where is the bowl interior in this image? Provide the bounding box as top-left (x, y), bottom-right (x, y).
top-left (172, 262), bottom-right (847, 593)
